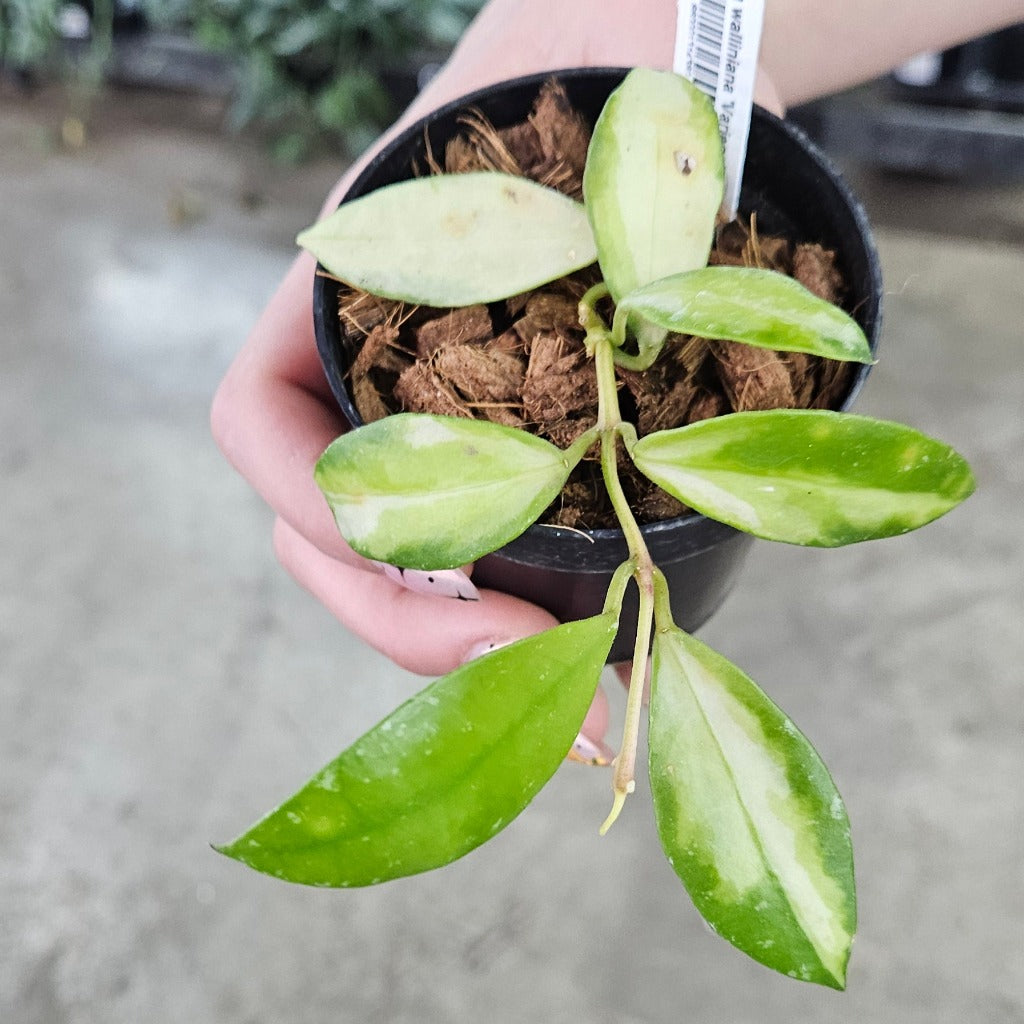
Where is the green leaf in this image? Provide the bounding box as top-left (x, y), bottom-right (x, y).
top-left (583, 68), bottom-right (724, 303)
top-left (271, 13), bottom-right (330, 56)
top-left (631, 410), bottom-right (975, 546)
top-left (216, 613), bottom-right (618, 887)
top-left (315, 414), bottom-right (590, 569)
top-left (297, 172), bottom-right (597, 306)
top-left (616, 266), bottom-right (873, 368)
top-left (649, 626), bottom-right (856, 988)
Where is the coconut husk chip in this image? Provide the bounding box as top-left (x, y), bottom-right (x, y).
top-left (352, 374), bottom-right (394, 424)
top-left (793, 243), bottom-right (844, 303)
top-left (512, 291), bottom-right (583, 346)
top-left (812, 357), bottom-right (854, 410)
top-left (444, 109), bottom-right (522, 176)
top-left (350, 324), bottom-right (411, 424)
top-left (497, 121), bottom-right (545, 176)
top-left (394, 362), bottom-right (473, 419)
top-left (687, 390), bottom-right (730, 424)
top-left (711, 339), bottom-right (797, 411)
top-left (414, 305), bottom-right (493, 358)
top-left (485, 328), bottom-right (527, 357)
top-left (338, 289), bottom-right (404, 337)
top-left (618, 361), bottom-right (700, 437)
top-left (526, 80), bottom-right (590, 199)
top-left (430, 345), bottom-right (525, 427)
top-left (523, 332), bottom-right (598, 425)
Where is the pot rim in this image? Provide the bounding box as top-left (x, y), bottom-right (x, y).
top-left (314, 66), bottom-right (883, 550)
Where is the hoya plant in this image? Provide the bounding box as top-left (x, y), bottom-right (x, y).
top-left (217, 69), bottom-right (974, 988)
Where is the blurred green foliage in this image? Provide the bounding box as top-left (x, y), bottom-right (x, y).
top-left (192, 0), bottom-right (484, 159)
top-left (1, 0), bottom-right (485, 159)
top-left (0, 0), bottom-right (63, 69)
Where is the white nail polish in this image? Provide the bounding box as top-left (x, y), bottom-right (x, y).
top-left (568, 732), bottom-right (615, 766)
top-left (373, 562), bottom-right (480, 601)
top-left (462, 638), bottom-right (514, 665)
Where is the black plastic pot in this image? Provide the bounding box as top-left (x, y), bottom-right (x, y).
top-left (890, 25), bottom-right (1024, 114)
top-left (313, 68), bottom-right (883, 663)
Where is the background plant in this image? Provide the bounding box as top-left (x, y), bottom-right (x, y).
top-left (0, 0), bottom-right (484, 160)
top-left (192, 0), bottom-right (484, 159)
top-left (217, 70), bottom-right (974, 988)
top-left (1, 1), bottom-right (85, 76)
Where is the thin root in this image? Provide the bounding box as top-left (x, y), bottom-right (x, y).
top-left (598, 783), bottom-right (634, 836)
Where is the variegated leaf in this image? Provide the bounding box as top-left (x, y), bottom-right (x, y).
top-left (632, 410), bottom-right (975, 546)
top-left (315, 414), bottom-right (590, 569)
top-left (584, 68), bottom-right (724, 303)
top-left (616, 266), bottom-right (873, 367)
top-left (650, 626), bottom-right (856, 988)
top-left (298, 172), bottom-right (597, 306)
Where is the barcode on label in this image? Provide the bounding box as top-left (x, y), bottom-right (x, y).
top-left (674, 0), bottom-right (765, 219)
top-left (688, 0), bottom-right (727, 98)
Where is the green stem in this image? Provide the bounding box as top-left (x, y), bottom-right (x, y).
top-left (594, 334), bottom-right (623, 431)
top-left (652, 568), bottom-right (674, 633)
top-left (600, 573), bottom-right (654, 835)
top-left (610, 308), bottom-right (665, 371)
top-left (610, 300), bottom-right (629, 350)
top-left (602, 559), bottom-right (636, 618)
top-left (588, 334), bottom-right (658, 832)
top-left (578, 289), bottom-right (661, 828)
top-left (561, 425), bottom-right (600, 469)
top-left (579, 282), bottom-right (611, 343)
top-left (599, 419), bottom-right (649, 573)
top-left (610, 348), bottom-right (655, 372)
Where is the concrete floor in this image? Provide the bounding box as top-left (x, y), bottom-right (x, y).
top-left (2, 86), bottom-right (1022, 1023)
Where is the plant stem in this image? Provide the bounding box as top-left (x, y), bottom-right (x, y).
top-left (579, 282), bottom-right (611, 344)
top-left (651, 567), bottom-right (674, 632)
top-left (602, 559), bottom-right (636, 618)
top-left (586, 329), bottom-right (658, 833)
top-left (594, 334), bottom-right (622, 431)
top-left (599, 563), bottom-right (654, 835)
top-left (561, 424), bottom-right (601, 469)
top-left (598, 417), bottom-right (652, 587)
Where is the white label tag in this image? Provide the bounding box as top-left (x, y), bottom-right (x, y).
top-left (674, 0), bottom-right (766, 220)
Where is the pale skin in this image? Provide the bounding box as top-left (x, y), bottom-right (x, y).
top-left (211, 0), bottom-right (1023, 752)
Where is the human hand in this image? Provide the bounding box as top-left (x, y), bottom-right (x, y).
top-left (210, 178), bottom-right (614, 759)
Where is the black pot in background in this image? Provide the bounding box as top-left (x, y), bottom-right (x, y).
top-left (890, 25), bottom-right (1024, 114)
top-left (313, 68), bottom-right (883, 663)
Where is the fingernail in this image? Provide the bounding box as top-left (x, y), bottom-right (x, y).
top-left (568, 732), bottom-right (615, 766)
top-left (374, 562), bottom-right (480, 601)
top-left (462, 638), bottom-right (514, 665)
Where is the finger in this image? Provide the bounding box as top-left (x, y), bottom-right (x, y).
top-left (754, 68), bottom-right (786, 116)
top-left (580, 685), bottom-right (610, 740)
top-left (569, 686), bottom-right (615, 766)
top-left (212, 252), bottom-right (485, 585)
top-left (273, 518), bottom-right (558, 677)
top-left (211, 252), bottom-right (359, 562)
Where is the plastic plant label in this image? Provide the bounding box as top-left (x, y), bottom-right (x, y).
top-left (674, 0), bottom-right (766, 219)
